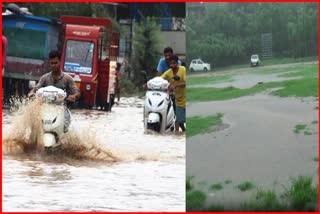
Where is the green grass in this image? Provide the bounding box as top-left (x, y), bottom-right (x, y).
top-left (277, 65), bottom-right (316, 78)
top-left (271, 77), bottom-right (318, 97)
top-left (187, 74), bottom-right (232, 86)
top-left (261, 56), bottom-right (318, 66)
top-left (242, 189), bottom-right (286, 211)
top-left (187, 113), bottom-right (223, 138)
top-left (210, 183), bottom-right (223, 191)
top-left (224, 179), bottom-right (232, 184)
top-left (186, 176), bottom-right (318, 211)
top-left (205, 204), bottom-right (225, 211)
top-left (186, 176), bottom-right (194, 191)
top-left (186, 190), bottom-right (207, 211)
top-left (313, 157), bottom-right (318, 162)
top-left (283, 176), bottom-right (318, 211)
top-left (294, 124), bottom-right (307, 134)
top-left (304, 131), bottom-right (312, 135)
top-left (187, 64), bottom-right (318, 102)
top-left (311, 120), bottom-right (318, 124)
top-left (236, 181), bottom-right (255, 192)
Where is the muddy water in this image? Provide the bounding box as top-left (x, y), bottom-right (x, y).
top-left (2, 97), bottom-right (185, 211)
top-left (187, 95), bottom-right (318, 208)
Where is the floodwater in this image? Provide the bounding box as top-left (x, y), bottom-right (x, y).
top-left (187, 94), bottom-right (318, 208)
top-left (2, 97), bottom-right (185, 212)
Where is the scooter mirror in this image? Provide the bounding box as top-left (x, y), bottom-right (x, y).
top-left (29, 80), bottom-right (36, 89)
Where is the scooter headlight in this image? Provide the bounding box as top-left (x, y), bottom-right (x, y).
top-left (86, 84), bottom-right (91, 91)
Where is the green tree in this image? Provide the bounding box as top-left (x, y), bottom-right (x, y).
top-left (131, 17), bottom-right (162, 86)
top-left (186, 3), bottom-right (318, 68)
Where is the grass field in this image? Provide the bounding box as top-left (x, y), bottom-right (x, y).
top-left (187, 113), bottom-right (223, 138)
top-left (187, 64), bottom-right (318, 102)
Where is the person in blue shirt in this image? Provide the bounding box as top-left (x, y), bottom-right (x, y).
top-left (156, 47), bottom-right (181, 76)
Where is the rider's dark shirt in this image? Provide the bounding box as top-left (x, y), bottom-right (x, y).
top-left (34, 71), bottom-right (80, 96)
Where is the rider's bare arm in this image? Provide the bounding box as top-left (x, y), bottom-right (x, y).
top-left (66, 77), bottom-right (80, 101)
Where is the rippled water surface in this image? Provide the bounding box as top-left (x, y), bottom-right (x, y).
top-left (2, 97), bottom-right (185, 211)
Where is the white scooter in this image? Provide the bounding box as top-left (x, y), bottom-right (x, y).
top-left (36, 86), bottom-right (71, 152)
top-left (144, 77), bottom-right (175, 133)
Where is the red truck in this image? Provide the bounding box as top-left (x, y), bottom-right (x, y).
top-left (2, 14), bottom-right (119, 111)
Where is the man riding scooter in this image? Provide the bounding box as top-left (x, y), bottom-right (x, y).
top-left (28, 50), bottom-right (80, 132)
top-left (161, 55), bottom-right (186, 132)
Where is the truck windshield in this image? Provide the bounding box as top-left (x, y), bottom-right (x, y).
top-left (64, 40), bottom-right (94, 74)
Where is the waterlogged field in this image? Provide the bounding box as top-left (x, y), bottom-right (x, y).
top-left (2, 98), bottom-right (185, 212)
top-left (186, 62), bottom-right (318, 211)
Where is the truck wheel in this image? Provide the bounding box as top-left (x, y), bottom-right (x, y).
top-left (190, 68), bottom-right (194, 72)
top-left (203, 67), bottom-right (208, 72)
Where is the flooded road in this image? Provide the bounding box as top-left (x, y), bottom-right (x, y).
top-left (187, 62), bottom-right (318, 209)
top-left (187, 95), bottom-right (318, 208)
top-left (2, 97), bottom-right (185, 212)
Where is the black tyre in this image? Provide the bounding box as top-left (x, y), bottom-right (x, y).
top-left (203, 67), bottom-right (208, 72)
top-left (147, 123), bottom-right (161, 132)
top-left (190, 68), bottom-right (194, 72)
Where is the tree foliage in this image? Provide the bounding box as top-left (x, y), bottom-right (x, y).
top-left (131, 17), bottom-right (162, 86)
top-left (187, 3), bottom-right (318, 67)
top-left (3, 3), bottom-right (122, 33)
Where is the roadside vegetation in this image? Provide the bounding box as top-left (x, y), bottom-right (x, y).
top-left (186, 176), bottom-right (318, 211)
top-left (187, 3), bottom-right (318, 68)
top-left (293, 120), bottom-right (317, 135)
top-left (187, 113), bottom-right (223, 138)
top-left (236, 181), bottom-right (255, 192)
top-left (187, 64), bottom-right (318, 102)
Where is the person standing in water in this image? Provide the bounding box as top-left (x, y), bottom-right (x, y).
top-left (161, 55), bottom-right (186, 132)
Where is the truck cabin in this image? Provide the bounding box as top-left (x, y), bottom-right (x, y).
top-left (60, 16), bottom-right (114, 77)
top-left (59, 16), bottom-right (119, 108)
top-left (62, 24), bottom-right (101, 77)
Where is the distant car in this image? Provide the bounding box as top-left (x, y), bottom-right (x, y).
top-left (251, 54), bottom-right (260, 67)
top-left (189, 59), bottom-right (211, 72)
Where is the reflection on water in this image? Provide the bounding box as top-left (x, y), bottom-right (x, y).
top-left (2, 97), bottom-right (185, 211)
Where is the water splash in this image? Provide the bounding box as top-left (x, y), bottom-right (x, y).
top-left (2, 98), bottom-right (120, 162)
